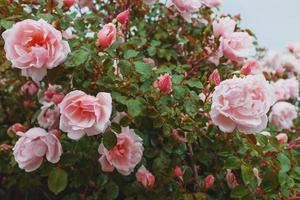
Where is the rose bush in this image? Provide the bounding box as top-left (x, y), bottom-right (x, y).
top-left (0, 0), bottom-right (299, 199)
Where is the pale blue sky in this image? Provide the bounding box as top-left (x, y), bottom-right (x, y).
top-left (221, 0), bottom-right (300, 50)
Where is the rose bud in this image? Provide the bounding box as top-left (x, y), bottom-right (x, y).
top-left (116, 9), bottom-right (129, 25)
top-left (226, 169), bottom-right (238, 189)
top-left (174, 166), bottom-right (184, 177)
top-left (208, 69), bottom-right (221, 86)
top-left (276, 133), bottom-right (288, 144)
top-left (63, 0), bottom-right (76, 8)
top-left (0, 144), bottom-right (11, 152)
top-left (153, 73), bottom-right (172, 94)
top-left (136, 165), bottom-right (155, 188)
top-left (204, 174), bottom-right (215, 189)
top-left (97, 23), bottom-right (117, 48)
top-left (21, 81), bottom-right (39, 96)
top-left (8, 123), bottom-right (26, 134)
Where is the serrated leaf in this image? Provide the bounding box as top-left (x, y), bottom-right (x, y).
top-left (124, 50), bottom-right (139, 59)
top-left (277, 153), bottom-right (291, 173)
top-left (230, 186), bottom-right (249, 198)
top-left (134, 61), bottom-right (152, 80)
top-left (126, 99), bottom-right (142, 117)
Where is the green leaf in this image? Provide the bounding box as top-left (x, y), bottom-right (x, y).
top-left (241, 164), bottom-right (256, 187)
top-left (277, 153), bottom-right (291, 173)
top-left (230, 186), bottom-right (249, 198)
top-left (224, 156), bottom-right (240, 169)
top-left (103, 131), bottom-right (117, 150)
top-left (105, 181), bottom-right (119, 199)
top-left (48, 168), bottom-right (68, 195)
top-left (64, 49), bottom-right (90, 68)
top-left (124, 50), bottom-right (139, 59)
top-left (134, 61), bottom-right (152, 80)
top-left (0, 20), bottom-right (14, 29)
top-left (126, 99), bottom-right (143, 117)
top-left (185, 79), bottom-right (203, 89)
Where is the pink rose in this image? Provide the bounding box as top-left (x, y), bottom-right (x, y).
top-left (273, 78), bottom-right (299, 101)
top-left (98, 127), bottom-right (144, 175)
top-left (166, 0), bottom-right (202, 22)
top-left (241, 59), bottom-right (262, 75)
top-left (59, 90), bottom-right (112, 140)
top-left (2, 19), bottom-right (70, 82)
top-left (116, 10), bottom-right (129, 25)
top-left (153, 73), bottom-right (172, 94)
top-left (269, 102), bottom-right (297, 130)
top-left (174, 166), bottom-right (184, 177)
top-left (287, 42), bottom-right (300, 53)
top-left (279, 54), bottom-right (300, 74)
top-left (221, 32), bottom-right (255, 62)
top-left (213, 17), bottom-right (236, 38)
top-left (97, 23), bottom-right (117, 48)
top-left (210, 75), bottom-right (275, 134)
top-left (136, 165), bottom-right (155, 188)
top-left (276, 133), bottom-right (288, 144)
top-left (21, 81), bottom-right (39, 96)
top-left (42, 84), bottom-right (65, 105)
top-left (226, 169), bottom-right (239, 189)
top-left (208, 69), bottom-right (221, 86)
top-left (204, 175), bottom-right (215, 189)
top-left (38, 104), bottom-right (60, 130)
top-left (201, 0), bottom-right (221, 8)
top-left (13, 127), bottom-right (62, 172)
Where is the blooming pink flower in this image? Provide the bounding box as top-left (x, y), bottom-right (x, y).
top-left (153, 73), bottom-right (172, 94)
top-left (174, 166), bottom-right (184, 177)
top-left (97, 23), bottom-right (117, 48)
top-left (42, 85), bottom-right (65, 105)
top-left (276, 133), bottom-right (288, 144)
top-left (287, 42), bottom-right (300, 53)
top-left (269, 102), bottom-right (297, 130)
top-left (21, 81), bottom-right (39, 96)
top-left (204, 175), bottom-right (215, 189)
top-left (13, 127), bottom-right (62, 172)
top-left (212, 17), bottom-right (236, 38)
top-left (273, 78), bottom-right (299, 101)
top-left (201, 0), bottom-right (221, 8)
top-left (116, 10), bottom-right (129, 25)
top-left (59, 90), bottom-right (112, 140)
top-left (166, 0), bottom-right (202, 22)
top-left (210, 75), bottom-right (275, 134)
top-left (241, 59), bottom-right (262, 75)
top-left (226, 169), bottom-right (238, 189)
top-left (208, 69), bottom-right (221, 86)
top-left (136, 165), bottom-right (155, 188)
top-left (221, 32), bottom-right (255, 62)
top-left (7, 123), bottom-right (26, 134)
top-left (98, 127), bottom-right (144, 175)
top-left (279, 54), bottom-right (300, 74)
top-left (38, 104), bottom-right (60, 130)
top-left (2, 19), bottom-right (70, 82)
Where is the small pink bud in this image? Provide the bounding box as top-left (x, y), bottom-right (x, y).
top-left (153, 73), bottom-right (172, 94)
top-left (97, 23), bottom-right (117, 48)
top-left (170, 129), bottom-right (187, 143)
top-left (63, 0), bottom-right (76, 8)
top-left (276, 133), bottom-right (288, 144)
top-left (226, 169), bottom-right (239, 189)
top-left (208, 69), bottom-right (221, 86)
top-left (174, 166), bottom-right (184, 177)
top-left (116, 9), bottom-right (129, 25)
top-left (0, 144), bottom-right (11, 152)
top-left (21, 81), bottom-right (39, 96)
top-left (136, 165), bottom-right (155, 188)
top-left (51, 93), bottom-right (65, 105)
top-left (204, 175), bottom-right (215, 189)
top-left (8, 123), bottom-right (26, 134)
top-left (43, 85), bottom-right (64, 105)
